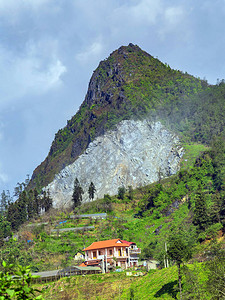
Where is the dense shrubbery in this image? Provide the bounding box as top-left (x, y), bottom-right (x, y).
top-left (0, 261), bottom-right (42, 299)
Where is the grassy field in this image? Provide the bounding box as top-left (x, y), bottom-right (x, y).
top-left (38, 262), bottom-right (211, 300)
top-left (39, 267), bottom-right (180, 300)
top-left (37, 260), bottom-right (213, 300)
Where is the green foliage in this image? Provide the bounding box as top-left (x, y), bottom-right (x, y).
top-left (0, 216), bottom-right (11, 239)
top-left (211, 136), bottom-right (225, 190)
top-left (118, 186), bottom-right (126, 200)
top-left (159, 83), bottom-right (225, 145)
top-left (193, 191), bottom-right (209, 234)
top-left (182, 242), bottom-right (225, 300)
top-left (72, 178), bottom-right (84, 209)
top-left (205, 223), bottom-right (223, 239)
top-left (6, 186), bottom-right (41, 231)
top-left (167, 227), bottom-right (194, 299)
top-left (182, 263), bottom-right (209, 299)
top-left (88, 182), bottom-right (96, 201)
top-left (205, 244), bottom-right (225, 299)
top-left (127, 186), bottom-right (134, 201)
top-left (0, 261), bottom-right (43, 299)
top-left (0, 190), bottom-right (11, 215)
top-left (119, 266), bottom-right (179, 299)
top-left (41, 190), bottom-right (53, 213)
top-left (167, 229), bottom-right (193, 265)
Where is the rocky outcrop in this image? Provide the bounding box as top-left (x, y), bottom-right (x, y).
top-left (43, 119), bottom-right (183, 208)
top-left (30, 44), bottom-right (205, 192)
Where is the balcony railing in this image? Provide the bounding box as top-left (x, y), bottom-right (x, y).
top-left (129, 248), bottom-right (141, 254)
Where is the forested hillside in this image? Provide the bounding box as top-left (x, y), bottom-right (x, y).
top-left (0, 139), bottom-right (225, 298)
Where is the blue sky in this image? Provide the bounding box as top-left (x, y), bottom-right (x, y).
top-left (0, 0), bottom-right (225, 196)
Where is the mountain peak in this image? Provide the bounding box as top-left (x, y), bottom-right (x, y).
top-left (30, 45), bottom-right (206, 191)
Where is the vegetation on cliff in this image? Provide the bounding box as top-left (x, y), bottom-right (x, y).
top-left (30, 43), bottom-right (215, 191)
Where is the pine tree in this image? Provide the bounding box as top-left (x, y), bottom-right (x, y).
top-left (118, 186), bottom-right (126, 200)
top-left (42, 190), bottom-right (53, 212)
top-left (88, 182), bottom-right (96, 201)
top-left (6, 202), bottom-right (20, 231)
top-left (72, 178), bottom-right (83, 209)
top-left (33, 188), bottom-right (41, 216)
top-left (17, 191), bottom-right (28, 225)
top-left (0, 190), bottom-right (7, 215)
top-left (193, 191), bottom-right (209, 232)
top-left (167, 230), bottom-right (193, 300)
top-left (211, 137), bottom-right (225, 190)
top-left (27, 190), bottom-right (34, 220)
top-left (128, 186), bottom-right (134, 200)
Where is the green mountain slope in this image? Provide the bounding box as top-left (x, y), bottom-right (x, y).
top-left (30, 43), bottom-right (208, 191)
top-left (4, 141), bottom-right (223, 270)
top-left (2, 135), bottom-right (225, 299)
top-left (158, 81), bottom-right (225, 144)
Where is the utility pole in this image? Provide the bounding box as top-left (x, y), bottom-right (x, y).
top-left (164, 242), bottom-right (169, 268)
top-left (102, 257), bottom-right (105, 273)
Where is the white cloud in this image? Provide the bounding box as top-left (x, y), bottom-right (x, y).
top-left (128, 0), bottom-right (162, 24)
top-left (0, 0), bottom-right (58, 28)
top-left (76, 41), bottom-right (104, 65)
top-left (112, 0), bottom-right (162, 27)
top-left (0, 0), bottom-right (52, 13)
top-left (158, 5), bottom-right (189, 42)
top-left (44, 60), bottom-right (67, 89)
top-left (164, 7), bottom-right (184, 25)
top-left (0, 42), bottom-right (66, 108)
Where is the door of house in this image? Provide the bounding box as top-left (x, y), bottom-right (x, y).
top-left (93, 251), bottom-right (97, 259)
top-left (118, 249), bottom-right (121, 256)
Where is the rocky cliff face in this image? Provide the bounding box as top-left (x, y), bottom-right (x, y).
top-left (44, 119), bottom-right (183, 208)
top-left (30, 44), bottom-right (204, 192)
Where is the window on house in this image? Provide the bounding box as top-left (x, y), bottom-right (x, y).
top-left (93, 251), bottom-right (97, 258)
top-left (109, 250), bottom-right (113, 256)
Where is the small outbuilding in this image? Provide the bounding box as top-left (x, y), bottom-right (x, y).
top-left (74, 252), bottom-right (85, 261)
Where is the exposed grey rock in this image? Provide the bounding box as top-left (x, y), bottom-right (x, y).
top-left (43, 120), bottom-right (184, 208)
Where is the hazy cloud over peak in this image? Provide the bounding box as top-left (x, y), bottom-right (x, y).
top-left (76, 40), bottom-right (104, 65)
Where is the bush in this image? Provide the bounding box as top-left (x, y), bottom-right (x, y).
top-left (0, 261), bottom-right (43, 299)
top-left (205, 223), bottom-right (223, 239)
top-left (118, 186), bottom-right (126, 200)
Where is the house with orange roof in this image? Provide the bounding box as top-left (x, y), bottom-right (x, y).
top-left (82, 238), bottom-right (141, 270)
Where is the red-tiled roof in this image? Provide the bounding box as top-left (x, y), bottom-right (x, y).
top-left (121, 240), bottom-right (136, 246)
top-left (86, 261), bottom-right (100, 266)
top-left (83, 239), bottom-right (129, 251)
